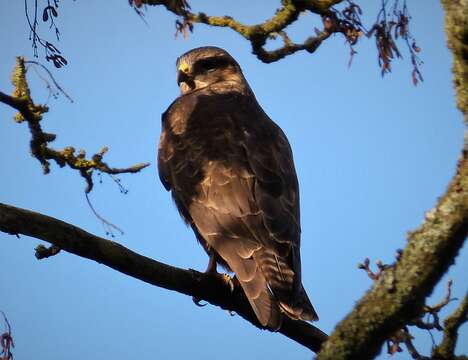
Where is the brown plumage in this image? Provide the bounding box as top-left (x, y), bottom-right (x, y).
top-left (158, 46), bottom-right (318, 330)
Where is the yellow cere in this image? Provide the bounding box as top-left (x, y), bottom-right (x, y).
top-left (178, 62), bottom-right (190, 74)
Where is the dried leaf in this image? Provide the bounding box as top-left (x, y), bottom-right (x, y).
top-left (42, 8), bottom-right (49, 22)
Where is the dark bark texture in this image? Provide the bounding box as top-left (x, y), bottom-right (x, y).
top-left (0, 202), bottom-right (328, 353)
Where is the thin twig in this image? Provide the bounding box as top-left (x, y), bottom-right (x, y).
top-left (85, 193), bottom-right (124, 237)
top-left (25, 60), bottom-right (73, 102)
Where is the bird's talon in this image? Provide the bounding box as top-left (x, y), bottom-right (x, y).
top-left (192, 296), bottom-right (207, 307)
top-left (222, 273), bottom-right (235, 292)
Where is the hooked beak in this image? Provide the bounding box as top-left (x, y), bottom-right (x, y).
top-left (177, 62), bottom-right (195, 91)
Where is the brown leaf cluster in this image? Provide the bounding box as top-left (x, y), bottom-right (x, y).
top-left (367, 0), bottom-right (423, 84)
top-left (25, 0), bottom-right (68, 68)
top-left (0, 312), bottom-right (13, 360)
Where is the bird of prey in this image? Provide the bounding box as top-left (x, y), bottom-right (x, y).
top-left (158, 46), bottom-right (318, 330)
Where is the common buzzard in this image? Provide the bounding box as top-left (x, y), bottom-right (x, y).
top-left (158, 46), bottom-right (318, 330)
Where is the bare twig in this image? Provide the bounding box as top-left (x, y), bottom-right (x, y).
top-left (25, 60), bottom-right (73, 102)
top-left (358, 259), bottom-right (460, 358)
top-left (381, 280), bottom-right (460, 358)
top-left (357, 257), bottom-right (392, 281)
top-left (409, 280), bottom-right (456, 331)
top-left (387, 326), bottom-right (431, 359)
top-left (432, 294), bottom-right (468, 359)
top-left (85, 193), bottom-right (124, 237)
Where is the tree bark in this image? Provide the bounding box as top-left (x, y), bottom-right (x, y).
top-left (0, 202), bottom-right (328, 353)
top-left (316, 1), bottom-right (468, 359)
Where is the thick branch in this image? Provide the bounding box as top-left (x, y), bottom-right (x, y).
top-left (440, 0), bottom-right (468, 119)
top-left (0, 91), bottom-right (27, 112)
top-left (315, 136), bottom-right (467, 360)
top-left (315, 1), bottom-right (468, 358)
top-left (0, 202), bottom-right (328, 353)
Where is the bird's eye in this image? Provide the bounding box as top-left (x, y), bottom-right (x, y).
top-left (198, 59), bottom-right (218, 72)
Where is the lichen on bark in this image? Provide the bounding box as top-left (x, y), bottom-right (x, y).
top-left (315, 1), bottom-right (468, 359)
top-left (0, 57), bottom-right (150, 192)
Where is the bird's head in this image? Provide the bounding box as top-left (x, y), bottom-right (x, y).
top-left (176, 47), bottom-right (245, 95)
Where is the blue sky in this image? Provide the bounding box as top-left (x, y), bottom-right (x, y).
top-left (0, 1), bottom-right (466, 359)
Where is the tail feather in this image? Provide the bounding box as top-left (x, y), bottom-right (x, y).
top-left (279, 285), bottom-right (318, 321)
top-left (237, 269), bottom-right (282, 330)
top-left (253, 248), bottom-right (319, 322)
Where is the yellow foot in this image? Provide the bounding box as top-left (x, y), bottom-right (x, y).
top-left (221, 273), bottom-right (234, 292)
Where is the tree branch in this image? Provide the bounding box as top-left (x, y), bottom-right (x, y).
top-left (315, 136), bottom-right (467, 360)
top-left (137, 0), bottom-right (346, 63)
top-left (315, 0), bottom-right (468, 358)
top-left (432, 295), bottom-right (468, 359)
top-left (0, 202), bottom-right (328, 353)
top-left (440, 0), bottom-right (468, 119)
top-left (134, 0), bottom-right (422, 81)
top-left (0, 57), bottom-right (150, 193)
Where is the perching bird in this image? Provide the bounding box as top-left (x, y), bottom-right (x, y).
top-left (158, 46), bottom-right (318, 330)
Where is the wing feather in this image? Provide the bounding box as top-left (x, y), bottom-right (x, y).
top-left (158, 88), bottom-right (318, 328)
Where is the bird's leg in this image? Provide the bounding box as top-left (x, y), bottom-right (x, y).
top-left (192, 251), bottom-right (219, 306)
top-left (205, 251), bottom-right (218, 274)
top-left (192, 253), bottom-right (236, 319)
top-left (206, 251), bottom-right (234, 291)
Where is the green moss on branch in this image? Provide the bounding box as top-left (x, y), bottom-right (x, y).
top-left (316, 1), bottom-right (468, 358)
top-left (316, 139), bottom-right (467, 359)
top-left (0, 57), bottom-right (150, 193)
top-left (139, 0), bottom-right (341, 63)
top-left (441, 0), bottom-right (468, 122)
